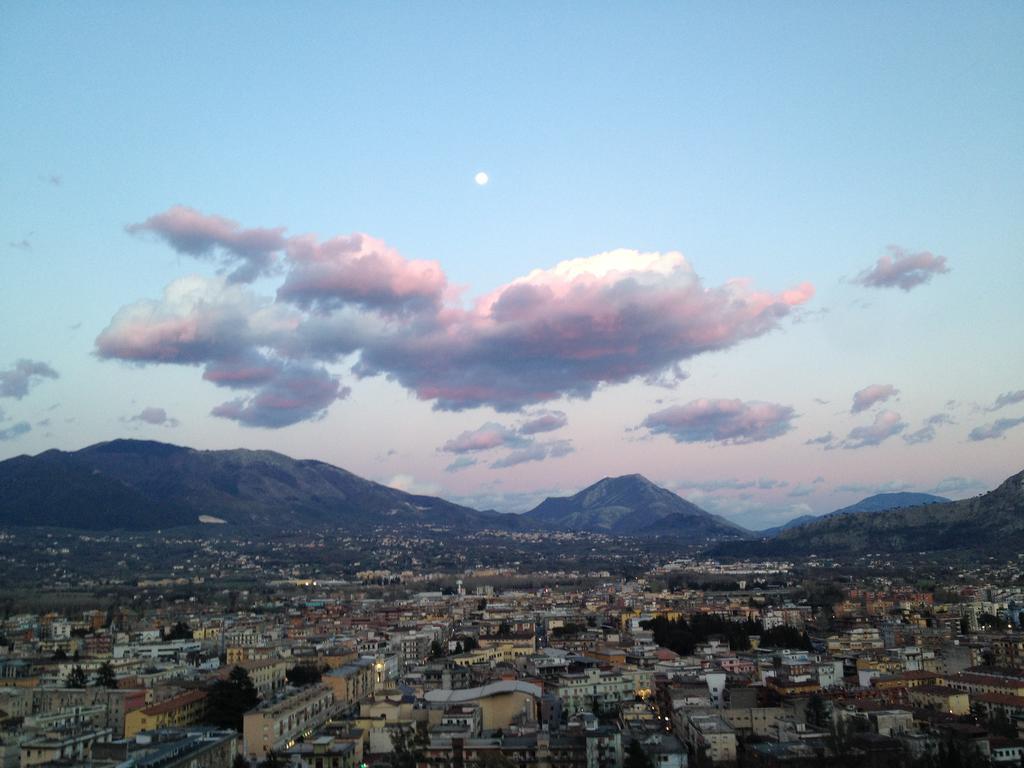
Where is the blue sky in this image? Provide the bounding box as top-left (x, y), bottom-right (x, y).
top-left (2, 3), bottom-right (1022, 528)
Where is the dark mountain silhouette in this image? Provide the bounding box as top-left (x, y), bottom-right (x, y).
top-left (759, 492), bottom-right (950, 537)
top-left (713, 470), bottom-right (1023, 557)
top-left (523, 474), bottom-right (749, 538)
top-left (0, 439), bottom-right (522, 532)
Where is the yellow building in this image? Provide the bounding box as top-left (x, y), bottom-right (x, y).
top-left (324, 658), bottom-right (377, 708)
top-left (124, 690), bottom-right (207, 738)
top-left (242, 684), bottom-right (336, 760)
top-left (424, 681), bottom-right (542, 731)
top-left (907, 685), bottom-right (970, 715)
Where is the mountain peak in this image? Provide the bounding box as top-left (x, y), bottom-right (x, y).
top-left (524, 475), bottom-right (748, 538)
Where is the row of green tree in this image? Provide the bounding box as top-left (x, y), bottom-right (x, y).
top-left (640, 615), bottom-right (813, 655)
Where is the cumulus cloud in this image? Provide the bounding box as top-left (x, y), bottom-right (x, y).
top-left (490, 439), bottom-right (574, 469)
top-left (518, 410), bottom-right (568, 435)
top-left (356, 250), bottom-right (813, 411)
top-left (127, 407), bottom-right (179, 427)
top-left (840, 410), bottom-right (908, 449)
top-left (442, 423), bottom-right (526, 454)
top-left (642, 364), bottom-right (689, 389)
top-left (445, 456), bottom-right (478, 473)
top-left (278, 234), bottom-right (447, 315)
top-left (101, 209), bottom-right (816, 423)
top-left (902, 413), bottom-right (955, 445)
top-left (127, 205), bottom-right (287, 283)
top-left (854, 246), bottom-right (950, 291)
top-left (0, 421), bottom-right (30, 441)
top-left (95, 275), bottom-right (299, 364)
top-left (641, 399), bottom-right (796, 445)
top-left (210, 362), bottom-right (348, 428)
top-left (988, 390), bottom-right (1024, 412)
top-left (0, 359), bottom-right (59, 399)
top-left (851, 384), bottom-right (899, 413)
top-left (968, 416), bottom-right (1024, 442)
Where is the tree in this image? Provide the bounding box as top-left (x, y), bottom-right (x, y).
top-left (207, 666), bottom-right (260, 731)
top-left (805, 693), bottom-right (829, 727)
top-left (286, 663), bottom-right (323, 686)
top-left (231, 755), bottom-right (249, 768)
top-left (51, 648), bottom-right (68, 661)
top-left (65, 665), bottom-right (87, 688)
top-left (625, 740), bottom-right (652, 768)
top-left (389, 723), bottom-right (427, 768)
top-left (429, 639), bottom-right (445, 658)
top-left (165, 621), bottom-right (194, 640)
top-left (95, 660), bottom-right (118, 689)
top-left (261, 750), bottom-right (283, 768)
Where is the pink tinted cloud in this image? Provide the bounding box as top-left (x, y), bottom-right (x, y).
top-left (851, 384), bottom-right (899, 414)
top-left (0, 359), bottom-right (59, 399)
top-left (854, 246), bottom-right (950, 291)
top-left (127, 206), bottom-right (287, 283)
top-left (518, 410), bottom-right (568, 435)
top-left (841, 409), bottom-right (908, 449)
top-left (641, 399), bottom-right (797, 445)
top-left (95, 276), bottom-right (298, 363)
top-left (490, 439), bottom-right (574, 469)
top-left (278, 234), bottom-right (447, 315)
top-left (356, 250), bottom-right (814, 411)
top-left (100, 212), bottom-right (816, 423)
top-left (442, 423), bottom-right (526, 454)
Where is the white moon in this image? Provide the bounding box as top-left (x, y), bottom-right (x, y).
top-left (474, 171), bottom-right (489, 186)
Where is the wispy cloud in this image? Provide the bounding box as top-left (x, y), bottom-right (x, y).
top-left (903, 413), bottom-right (955, 445)
top-left (125, 407), bottom-right (180, 427)
top-left (490, 439), bottom-right (574, 469)
top-left (854, 246), bottom-right (950, 291)
top-left (988, 390), bottom-right (1024, 412)
top-left (518, 410), bottom-right (568, 435)
top-left (641, 399), bottom-right (796, 445)
top-left (0, 359), bottom-right (59, 399)
top-left (127, 205), bottom-right (287, 283)
top-left (444, 456), bottom-right (478, 473)
top-left (969, 416), bottom-right (1024, 442)
top-left (851, 384), bottom-right (898, 414)
top-left (841, 410), bottom-right (907, 449)
top-left (0, 421), bottom-right (31, 441)
top-left (805, 432), bottom-right (835, 447)
top-left (443, 423), bottom-right (527, 454)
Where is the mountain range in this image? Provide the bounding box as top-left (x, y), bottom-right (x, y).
top-left (0, 439), bottom-right (741, 538)
top-left (758, 492), bottom-right (950, 537)
top-left (2, 440), bottom-right (1019, 556)
top-left (713, 470), bottom-right (1024, 558)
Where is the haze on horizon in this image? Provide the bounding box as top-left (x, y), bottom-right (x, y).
top-left (1, 4), bottom-right (1022, 530)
